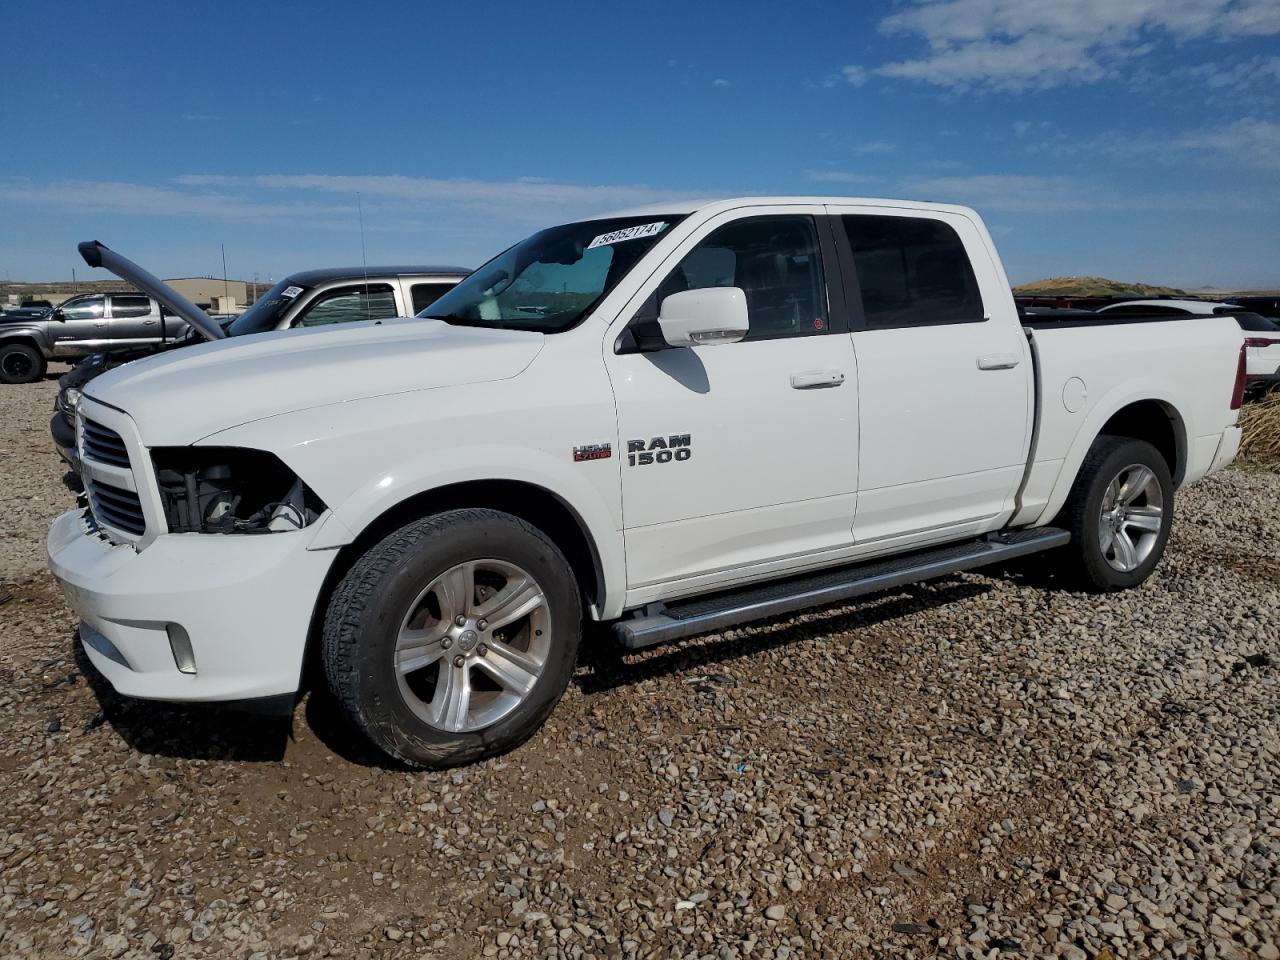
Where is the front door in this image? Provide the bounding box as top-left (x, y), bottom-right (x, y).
top-left (828, 206), bottom-right (1032, 546)
top-left (50, 295), bottom-right (108, 356)
top-left (606, 210), bottom-right (858, 594)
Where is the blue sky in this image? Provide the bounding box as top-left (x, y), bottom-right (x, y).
top-left (2, 0), bottom-right (1278, 287)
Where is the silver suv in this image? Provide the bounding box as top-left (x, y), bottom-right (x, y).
top-left (52, 264), bottom-right (469, 472)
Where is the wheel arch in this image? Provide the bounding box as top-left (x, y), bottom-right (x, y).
top-left (1036, 394), bottom-right (1189, 526)
top-left (299, 478), bottom-right (612, 695)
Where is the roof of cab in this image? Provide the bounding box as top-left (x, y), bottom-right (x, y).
top-left (601, 195), bottom-right (982, 220)
top-left (285, 265), bottom-right (470, 286)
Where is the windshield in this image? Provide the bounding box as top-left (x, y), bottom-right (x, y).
top-left (419, 215), bottom-right (684, 332)
top-left (227, 278), bottom-right (310, 336)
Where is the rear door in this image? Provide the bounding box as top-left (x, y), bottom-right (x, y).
top-left (828, 206), bottom-right (1032, 546)
top-left (106, 294), bottom-right (162, 346)
top-left (605, 208), bottom-right (859, 594)
top-left (408, 279), bottom-right (459, 315)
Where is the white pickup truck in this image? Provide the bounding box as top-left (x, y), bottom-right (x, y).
top-left (48, 197), bottom-right (1246, 768)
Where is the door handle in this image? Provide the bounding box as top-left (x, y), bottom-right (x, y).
top-left (977, 354), bottom-right (1020, 371)
top-left (142, 319), bottom-right (157, 325)
top-left (790, 370), bottom-right (846, 389)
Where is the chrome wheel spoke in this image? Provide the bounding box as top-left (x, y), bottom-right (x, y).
top-left (1123, 506), bottom-right (1162, 534)
top-left (476, 575), bottom-right (544, 632)
top-left (475, 642), bottom-right (542, 696)
top-left (428, 662), bottom-right (472, 732)
top-left (1112, 529), bottom-right (1138, 571)
top-left (1117, 466), bottom-right (1155, 506)
top-left (436, 561), bottom-right (477, 619)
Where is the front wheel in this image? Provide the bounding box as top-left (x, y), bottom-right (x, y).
top-left (322, 508), bottom-right (581, 768)
top-left (1054, 436), bottom-right (1174, 592)
top-left (0, 342), bottom-right (46, 384)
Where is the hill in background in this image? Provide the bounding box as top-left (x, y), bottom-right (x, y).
top-left (1013, 276), bottom-right (1187, 298)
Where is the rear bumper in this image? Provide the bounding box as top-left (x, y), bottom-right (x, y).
top-left (47, 509), bottom-right (335, 702)
top-left (1208, 425), bottom-right (1242, 476)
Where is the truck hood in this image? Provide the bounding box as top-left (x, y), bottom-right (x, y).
top-left (85, 317), bottom-right (544, 445)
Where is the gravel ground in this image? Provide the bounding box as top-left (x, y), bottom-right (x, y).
top-left (1, 375), bottom-right (1277, 960)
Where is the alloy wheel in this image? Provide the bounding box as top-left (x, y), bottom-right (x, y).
top-left (1097, 463), bottom-right (1164, 573)
top-left (393, 559), bottom-right (551, 733)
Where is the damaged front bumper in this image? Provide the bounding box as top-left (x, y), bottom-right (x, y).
top-left (47, 509), bottom-right (336, 703)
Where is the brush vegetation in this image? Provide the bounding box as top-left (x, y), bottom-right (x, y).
top-left (1239, 394), bottom-right (1280, 465)
top-left (1013, 276), bottom-right (1187, 298)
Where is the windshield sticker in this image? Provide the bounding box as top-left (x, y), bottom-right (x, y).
top-left (587, 222), bottom-right (667, 250)
top-left (280, 285), bottom-right (303, 299)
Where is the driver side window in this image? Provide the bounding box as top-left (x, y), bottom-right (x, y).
top-left (294, 284), bottom-right (398, 327)
top-left (641, 216), bottom-right (829, 343)
top-left (59, 296), bottom-right (105, 320)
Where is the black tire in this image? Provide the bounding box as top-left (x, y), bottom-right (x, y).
top-left (1053, 436), bottom-right (1174, 592)
top-left (0, 342), bottom-right (46, 384)
top-left (322, 508), bottom-right (581, 768)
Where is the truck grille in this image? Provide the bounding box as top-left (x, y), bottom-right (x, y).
top-left (80, 418), bottom-right (131, 467)
top-left (86, 481), bottom-right (147, 536)
top-left (78, 412), bottom-right (148, 543)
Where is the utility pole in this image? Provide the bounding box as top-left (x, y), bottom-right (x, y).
top-left (72, 267), bottom-right (77, 292)
top-left (221, 244), bottom-right (230, 302)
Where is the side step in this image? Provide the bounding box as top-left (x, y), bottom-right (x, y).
top-left (613, 527), bottom-right (1069, 650)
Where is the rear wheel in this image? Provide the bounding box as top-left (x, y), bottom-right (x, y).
top-left (1054, 436), bottom-right (1173, 591)
top-left (0, 342), bottom-right (45, 384)
top-left (322, 508), bottom-right (581, 768)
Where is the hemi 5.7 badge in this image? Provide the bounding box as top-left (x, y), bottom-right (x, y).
top-left (572, 443), bottom-right (612, 462)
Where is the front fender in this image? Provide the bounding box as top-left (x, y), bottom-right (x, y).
top-left (199, 375), bottom-right (628, 618)
top-left (0, 324), bottom-right (51, 352)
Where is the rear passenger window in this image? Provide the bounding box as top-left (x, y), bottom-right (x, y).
top-left (841, 215), bottom-right (983, 328)
top-left (657, 216), bottom-right (829, 341)
top-left (296, 284), bottom-right (398, 327)
top-left (411, 282), bottom-right (455, 315)
top-left (111, 295), bottom-right (152, 318)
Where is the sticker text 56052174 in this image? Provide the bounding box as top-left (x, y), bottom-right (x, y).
top-left (587, 222), bottom-right (667, 250)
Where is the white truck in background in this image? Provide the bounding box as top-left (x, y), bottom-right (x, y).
top-left (48, 197), bottom-right (1245, 768)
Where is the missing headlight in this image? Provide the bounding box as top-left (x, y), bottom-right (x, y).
top-left (151, 447), bottom-right (326, 534)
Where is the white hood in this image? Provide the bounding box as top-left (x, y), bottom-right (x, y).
top-left (86, 317), bottom-right (544, 445)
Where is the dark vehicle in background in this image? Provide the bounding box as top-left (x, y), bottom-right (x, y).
top-left (1, 293), bottom-right (189, 384)
top-left (52, 264), bottom-right (468, 473)
top-left (1226, 296), bottom-right (1280, 320)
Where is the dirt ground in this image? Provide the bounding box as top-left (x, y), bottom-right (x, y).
top-left (1, 371), bottom-right (1277, 960)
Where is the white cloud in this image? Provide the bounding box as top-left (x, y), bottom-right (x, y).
top-left (842, 65), bottom-right (868, 86)
top-left (713, 78), bottom-right (730, 88)
top-left (0, 174), bottom-right (712, 227)
top-left (852, 140), bottom-right (895, 156)
top-left (0, 179), bottom-right (352, 222)
top-left (875, 0), bottom-right (1280, 90)
top-left (902, 174), bottom-right (1103, 213)
top-left (805, 170), bottom-right (880, 184)
top-left (175, 173), bottom-right (708, 221)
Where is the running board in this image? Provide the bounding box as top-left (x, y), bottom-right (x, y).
top-left (613, 527), bottom-right (1070, 650)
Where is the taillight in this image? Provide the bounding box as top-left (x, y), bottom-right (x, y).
top-left (1230, 342), bottom-right (1247, 410)
top-left (1243, 337), bottom-right (1280, 348)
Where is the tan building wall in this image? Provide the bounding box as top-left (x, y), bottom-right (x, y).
top-left (164, 278), bottom-right (258, 308)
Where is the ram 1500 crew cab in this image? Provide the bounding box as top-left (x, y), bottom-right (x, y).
top-left (47, 197), bottom-right (1246, 768)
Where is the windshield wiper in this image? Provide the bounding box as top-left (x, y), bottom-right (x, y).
top-left (423, 313), bottom-right (503, 328)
